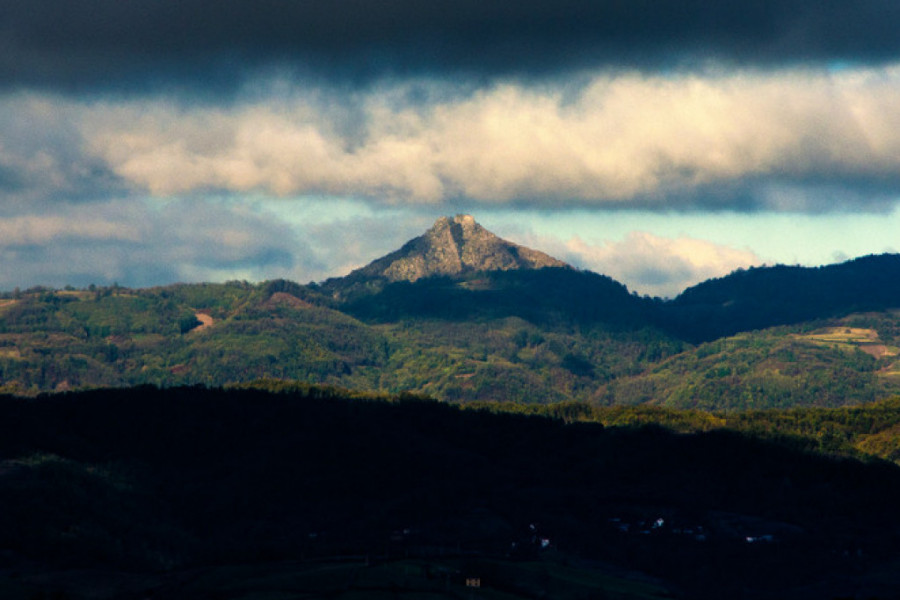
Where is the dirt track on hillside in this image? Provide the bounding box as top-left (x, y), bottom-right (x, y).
top-left (194, 313), bottom-right (214, 331)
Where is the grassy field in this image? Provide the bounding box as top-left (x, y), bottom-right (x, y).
top-left (799, 326), bottom-right (900, 372)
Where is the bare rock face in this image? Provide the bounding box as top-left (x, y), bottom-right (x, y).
top-left (350, 214), bottom-right (567, 284)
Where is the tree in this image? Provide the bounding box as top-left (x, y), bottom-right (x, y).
top-left (179, 313), bottom-right (202, 334)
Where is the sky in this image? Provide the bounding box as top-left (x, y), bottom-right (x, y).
top-left (3, 1), bottom-right (900, 298)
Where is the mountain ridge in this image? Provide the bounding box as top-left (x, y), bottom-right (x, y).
top-left (666, 253), bottom-right (900, 342)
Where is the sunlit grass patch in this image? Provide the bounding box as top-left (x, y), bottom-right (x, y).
top-left (801, 326), bottom-right (879, 344)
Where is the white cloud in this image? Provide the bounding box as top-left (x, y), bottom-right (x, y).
top-left (0, 93), bottom-right (124, 205)
top-left (5, 65), bottom-right (900, 291)
top-left (61, 65), bottom-right (900, 210)
top-left (561, 232), bottom-right (763, 298)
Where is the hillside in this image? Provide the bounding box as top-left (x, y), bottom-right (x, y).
top-left (3, 216), bottom-right (900, 409)
top-left (604, 314), bottom-right (900, 410)
top-left (5, 386), bottom-right (900, 599)
top-left (0, 278), bottom-right (679, 402)
top-left (663, 254), bottom-right (900, 342)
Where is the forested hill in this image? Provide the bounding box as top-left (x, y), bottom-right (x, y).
top-left (340, 267), bottom-right (652, 327)
top-left (3, 216), bottom-right (900, 407)
top-left (664, 253), bottom-right (900, 342)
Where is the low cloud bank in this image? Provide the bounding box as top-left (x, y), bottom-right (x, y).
top-left (57, 66), bottom-right (900, 211)
top-left (0, 200), bottom-right (306, 290)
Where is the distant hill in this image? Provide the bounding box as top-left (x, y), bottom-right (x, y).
top-left (4, 217), bottom-right (900, 408)
top-left (605, 315), bottom-right (900, 410)
top-left (664, 254), bottom-right (900, 342)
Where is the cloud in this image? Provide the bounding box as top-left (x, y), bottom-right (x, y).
top-left (561, 232), bottom-right (763, 298)
top-left (65, 66), bottom-right (900, 211)
top-left (3, 1), bottom-right (900, 92)
top-left (0, 193), bottom-right (454, 290)
top-left (300, 212), bottom-right (435, 281)
top-left (0, 93), bottom-right (125, 206)
top-left (0, 199), bottom-right (312, 290)
top-left (0, 215), bottom-right (140, 245)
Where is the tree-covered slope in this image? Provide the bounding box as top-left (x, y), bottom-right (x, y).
top-left (604, 316), bottom-right (900, 410)
top-left (663, 253), bottom-right (900, 342)
top-left (341, 267), bottom-right (654, 326)
top-left (0, 279), bottom-right (681, 400)
top-left (5, 215), bottom-right (900, 410)
top-left (5, 277), bottom-right (900, 409)
top-left (5, 386), bottom-right (900, 599)
top-left (0, 281), bottom-right (389, 393)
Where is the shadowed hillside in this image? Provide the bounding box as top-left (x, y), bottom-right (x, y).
top-left (663, 254), bottom-right (900, 342)
top-left (4, 386), bottom-right (900, 598)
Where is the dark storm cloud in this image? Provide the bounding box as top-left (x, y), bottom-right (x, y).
top-left (4, 0), bottom-right (900, 92)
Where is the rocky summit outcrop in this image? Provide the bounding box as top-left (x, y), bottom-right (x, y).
top-left (330, 215), bottom-right (567, 293)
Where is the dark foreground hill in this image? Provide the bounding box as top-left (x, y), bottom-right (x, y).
top-left (4, 386), bottom-right (900, 599)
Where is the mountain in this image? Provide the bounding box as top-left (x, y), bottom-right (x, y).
top-left (325, 214), bottom-right (654, 327)
top-left (323, 214), bottom-right (567, 297)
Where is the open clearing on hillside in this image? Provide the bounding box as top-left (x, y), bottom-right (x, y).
top-left (57, 290), bottom-right (94, 300)
top-left (803, 327), bottom-right (879, 343)
top-left (193, 313), bottom-right (214, 332)
top-left (799, 327), bottom-right (899, 359)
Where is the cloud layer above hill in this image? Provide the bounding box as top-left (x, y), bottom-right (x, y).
top-left (8, 66), bottom-right (900, 211)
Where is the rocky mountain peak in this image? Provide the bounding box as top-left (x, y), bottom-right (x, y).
top-left (325, 215), bottom-right (568, 293)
